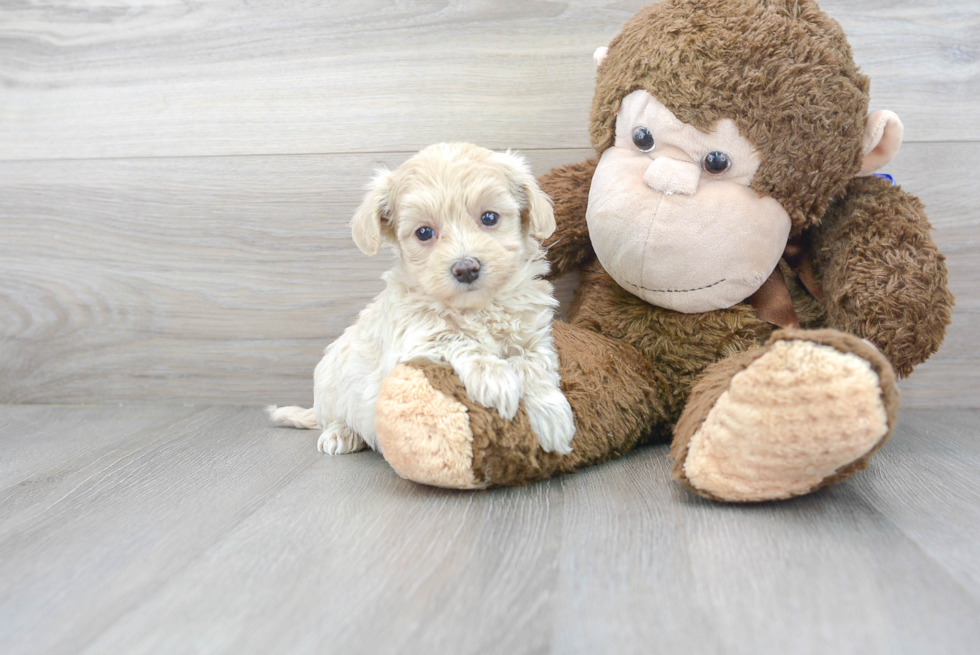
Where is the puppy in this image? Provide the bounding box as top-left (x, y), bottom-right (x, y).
top-left (269, 143), bottom-right (575, 456)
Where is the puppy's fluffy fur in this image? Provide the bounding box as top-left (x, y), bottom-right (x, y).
top-left (269, 143), bottom-right (575, 456)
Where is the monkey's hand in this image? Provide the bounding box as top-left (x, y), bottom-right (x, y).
top-left (810, 175), bottom-right (953, 377)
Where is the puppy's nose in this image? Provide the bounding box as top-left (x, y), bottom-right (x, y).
top-left (451, 258), bottom-right (481, 284)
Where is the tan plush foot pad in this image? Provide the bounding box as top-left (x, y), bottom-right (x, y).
top-left (374, 363), bottom-right (485, 489)
top-left (374, 359), bottom-right (561, 489)
top-left (674, 329), bottom-right (898, 502)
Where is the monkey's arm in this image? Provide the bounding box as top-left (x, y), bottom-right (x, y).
top-left (538, 158), bottom-right (599, 279)
top-left (810, 175), bottom-right (953, 377)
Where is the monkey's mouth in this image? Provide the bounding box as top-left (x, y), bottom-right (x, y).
top-left (625, 278), bottom-right (726, 294)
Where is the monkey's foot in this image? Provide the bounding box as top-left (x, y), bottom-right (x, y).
top-left (374, 359), bottom-right (574, 489)
top-left (671, 329), bottom-right (899, 502)
top-left (374, 362), bottom-right (487, 489)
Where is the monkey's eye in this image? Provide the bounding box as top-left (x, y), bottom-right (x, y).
top-left (415, 226), bottom-right (435, 241)
top-left (632, 126), bottom-right (655, 152)
top-left (702, 152), bottom-right (732, 175)
top-left (480, 211), bottom-right (500, 227)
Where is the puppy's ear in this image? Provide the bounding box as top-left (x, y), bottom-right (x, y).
top-left (494, 151), bottom-right (556, 241)
top-left (350, 169), bottom-right (394, 257)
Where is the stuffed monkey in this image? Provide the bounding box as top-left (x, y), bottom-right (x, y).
top-left (372, 0), bottom-right (953, 501)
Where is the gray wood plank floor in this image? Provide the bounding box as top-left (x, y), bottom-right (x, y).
top-left (1, 405), bottom-right (978, 655)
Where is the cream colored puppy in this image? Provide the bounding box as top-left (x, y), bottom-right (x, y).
top-left (269, 143), bottom-right (575, 456)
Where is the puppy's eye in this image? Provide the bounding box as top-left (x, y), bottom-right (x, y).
top-left (480, 211), bottom-right (500, 227)
top-left (702, 151), bottom-right (731, 175)
top-left (415, 226), bottom-right (434, 241)
top-left (632, 126), bottom-right (655, 152)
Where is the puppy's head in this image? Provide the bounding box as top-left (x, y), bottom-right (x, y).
top-left (350, 143), bottom-right (555, 309)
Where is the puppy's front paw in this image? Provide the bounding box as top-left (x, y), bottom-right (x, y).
top-left (317, 422), bottom-right (366, 455)
top-left (525, 386), bottom-right (576, 455)
top-left (456, 357), bottom-right (522, 420)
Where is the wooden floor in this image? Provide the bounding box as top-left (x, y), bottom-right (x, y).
top-left (0, 405), bottom-right (978, 655)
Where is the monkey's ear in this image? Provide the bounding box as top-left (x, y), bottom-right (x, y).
top-left (494, 150), bottom-right (556, 241)
top-left (856, 110), bottom-right (904, 177)
top-left (593, 46), bottom-right (609, 71)
top-left (350, 169), bottom-right (393, 257)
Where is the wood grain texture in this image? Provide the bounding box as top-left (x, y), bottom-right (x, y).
top-left (0, 405), bottom-right (978, 654)
top-left (0, 405), bottom-right (315, 655)
top-left (0, 148), bottom-right (595, 405)
top-left (0, 0), bottom-right (977, 161)
top-left (1, 144), bottom-right (975, 406)
top-left (850, 409), bottom-right (980, 594)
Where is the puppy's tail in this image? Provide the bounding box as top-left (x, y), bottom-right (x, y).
top-left (267, 405), bottom-right (318, 430)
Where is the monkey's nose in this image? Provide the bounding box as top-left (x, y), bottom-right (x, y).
top-left (451, 258), bottom-right (481, 284)
top-left (643, 157), bottom-right (701, 196)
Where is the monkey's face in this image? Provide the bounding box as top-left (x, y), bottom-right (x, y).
top-left (586, 90), bottom-right (791, 313)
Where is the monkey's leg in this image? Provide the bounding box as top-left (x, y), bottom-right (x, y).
top-left (374, 321), bottom-right (661, 489)
top-left (670, 328), bottom-right (898, 502)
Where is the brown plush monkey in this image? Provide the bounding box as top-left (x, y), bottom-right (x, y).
top-left (372, 0), bottom-right (953, 501)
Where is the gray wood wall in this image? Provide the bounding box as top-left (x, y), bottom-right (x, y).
top-left (1, 0), bottom-right (977, 407)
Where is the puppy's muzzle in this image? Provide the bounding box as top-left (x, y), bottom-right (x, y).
top-left (451, 258), bottom-right (481, 284)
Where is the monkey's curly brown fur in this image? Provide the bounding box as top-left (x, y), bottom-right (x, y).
top-left (813, 176), bottom-right (954, 377)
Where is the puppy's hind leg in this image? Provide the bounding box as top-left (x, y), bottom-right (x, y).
top-left (267, 406), bottom-right (318, 429)
top-left (318, 421), bottom-right (367, 455)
